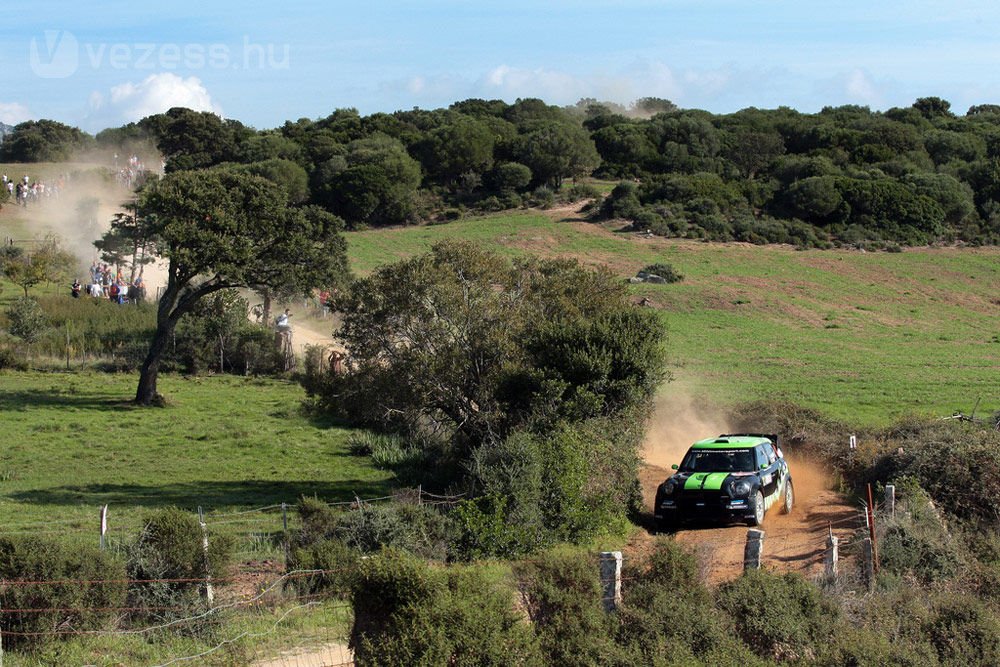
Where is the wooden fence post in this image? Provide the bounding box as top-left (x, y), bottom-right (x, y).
top-left (885, 484), bottom-right (895, 519)
top-left (599, 551), bottom-right (622, 612)
top-left (198, 506), bottom-right (214, 605)
top-left (744, 529), bottom-right (765, 571)
top-left (99, 504), bottom-right (108, 551)
top-left (825, 534), bottom-right (839, 581)
top-left (862, 537), bottom-right (875, 591)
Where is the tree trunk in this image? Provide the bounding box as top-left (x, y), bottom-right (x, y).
top-left (135, 311), bottom-right (184, 405)
top-left (262, 289), bottom-right (272, 325)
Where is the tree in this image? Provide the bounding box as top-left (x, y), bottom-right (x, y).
top-left (95, 201), bottom-right (157, 284)
top-left (0, 120), bottom-right (94, 162)
top-left (126, 170), bottom-right (349, 404)
top-left (515, 121), bottom-right (601, 187)
top-left (313, 135), bottom-right (422, 227)
top-left (725, 130), bottom-right (786, 179)
top-left (1, 240), bottom-right (74, 297)
top-left (6, 297), bottom-right (48, 345)
top-left (324, 241), bottom-right (665, 450)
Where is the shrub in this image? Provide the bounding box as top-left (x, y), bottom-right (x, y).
top-left (515, 550), bottom-right (620, 666)
top-left (716, 570), bottom-right (839, 662)
top-left (618, 541), bottom-right (754, 664)
top-left (336, 503), bottom-right (455, 561)
top-left (0, 345), bottom-right (26, 370)
top-left (125, 508), bottom-right (234, 619)
top-left (451, 495), bottom-right (541, 561)
top-left (292, 497), bottom-right (454, 561)
top-left (6, 296), bottom-right (48, 345)
top-left (286, 537), bottom-right (358, 596)
top-left (0, 536), bottom-right (127, 649)
top-left (638, 263), bottom-right (683, 283)
top-left (925, 593), bottom-right (1000, 666)
top-left (351, 550), bottom-right (541, 666)
top-left (877, 478), bottom-right (962, 583)
top-left (528, 186), bottom-right (555, 209)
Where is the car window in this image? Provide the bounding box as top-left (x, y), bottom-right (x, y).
top-left (681, 450), bottom-right (756, 473)
top-left (763, 442), bottom-right (777, 464)
top-left (754, 446), bottom-right (768, 469)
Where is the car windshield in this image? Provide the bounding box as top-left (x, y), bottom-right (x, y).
top-left (680, 449), bottom-right (755, 473)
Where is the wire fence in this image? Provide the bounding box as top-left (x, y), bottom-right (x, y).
top-left (0, 487), bottom-right (882, 665)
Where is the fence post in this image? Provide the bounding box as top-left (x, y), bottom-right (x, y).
top-left (866, 484), bottom-right (879, 575)
top-left (198, 506), bottom-right (214, 605)
top-left (885, 484), bottom-right (895, 519)
top-left (99, 504), bottom-right (108, 551)
top-left (862, 537), bottom-right (875, 591)
top-left (825, 534), bottom-right (839, 582)
top-left (599, 551), bottom-right (622, 612)
top-left (744, 529), bottom-right (765, 571)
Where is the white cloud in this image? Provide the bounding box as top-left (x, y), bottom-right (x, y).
top-left (0, 102), bottom-right (31, 125)
top-left (843, 69), bottom-right (883, 107)
top-left (85, 72), bottom-right (222, 131)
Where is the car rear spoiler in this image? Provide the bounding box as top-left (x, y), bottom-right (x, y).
top-left (719, 433), bottom-right (780, 448)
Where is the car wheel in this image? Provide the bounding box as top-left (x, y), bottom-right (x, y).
top-left (782, 479), bottom-right (794, 515)
top-left (747, 490), bottom-right (765, 526)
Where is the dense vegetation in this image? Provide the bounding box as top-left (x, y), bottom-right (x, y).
top-left (304, 241), bottom-right (666, 555)
top-left (6, 96), bottom-right (1000, 245)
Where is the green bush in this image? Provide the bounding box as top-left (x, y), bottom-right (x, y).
top-left (638, 263), bottom-right (683, 283)
top-left (292, 497), bottom-right (455, 561)
top-left (515, 550), bottom-right (620, 666)
top-left (618, 541), bottom-right (755, 665)
top-left (451, 495), bottom-right (541, 561)
top-left (286, 537), bottom-right (358, 596)
top-left (125, 507), bottom-right (234, 618)
top-left (0, 344), bottom-right (26, 370)
top-left (877, 478), bottom-right (962, 583)
top-left (0, 536), bottom-right (127, 649)
top-left (716, 569), bottom-right (839, 663)
top-left (925, 593), bottom-right (1000, 666)
top-left (336, 503), bottom-right (455, 560)
top-left (351, 550), bottom-right (541, 666)
top-left (6, 296), bottom-right (48, 344)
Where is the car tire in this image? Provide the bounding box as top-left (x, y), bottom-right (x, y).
top-left (781, 479), bottom-right (794, 515)
top-left (747, 490), bottom-right (765, 526)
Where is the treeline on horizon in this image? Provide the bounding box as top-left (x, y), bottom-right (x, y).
top-left (3, 95), bottom-right (1000, 247)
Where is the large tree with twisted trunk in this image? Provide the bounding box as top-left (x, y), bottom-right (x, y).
top-left (129, 169), bottom-right (348, 405)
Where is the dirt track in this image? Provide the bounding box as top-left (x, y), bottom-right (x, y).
top-left (634, 455), bottom-right (859, 584)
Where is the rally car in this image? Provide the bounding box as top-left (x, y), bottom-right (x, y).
top-left (653, 433), bottom-right (793, 531)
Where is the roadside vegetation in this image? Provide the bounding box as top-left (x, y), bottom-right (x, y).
top-left (0, 92), bottom-right (997, 663)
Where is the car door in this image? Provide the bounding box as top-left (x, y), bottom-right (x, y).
top-left (757, 443), bottom-right (780, 499)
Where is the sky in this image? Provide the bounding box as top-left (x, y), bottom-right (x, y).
top-left (3, 1), bottom-right (1000, 132)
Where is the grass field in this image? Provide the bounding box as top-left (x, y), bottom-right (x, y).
top-left (0, 372), bottom-right (390, 537)
top-left (348, 211), bottom-right (999, 425)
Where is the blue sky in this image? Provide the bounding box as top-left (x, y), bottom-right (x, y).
top-left (3, 1), bottom-right (1000, 131)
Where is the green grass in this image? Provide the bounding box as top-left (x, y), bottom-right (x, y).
top-left (0, 371), bottom-right (391, 536)
top-left (347, 212), bottom-right (999, 425)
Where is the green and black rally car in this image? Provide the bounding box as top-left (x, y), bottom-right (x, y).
top-left (653, 433), bottom-right (793, 531)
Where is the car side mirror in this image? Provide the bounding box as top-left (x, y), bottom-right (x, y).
top-left (671, 464), bottom-right (678, 470)
top-left (760, 463), bottom-right (768, 470)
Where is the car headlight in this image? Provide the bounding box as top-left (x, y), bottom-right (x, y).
top-left (729, 480), bottom-right (752, 497)
top-left (662, 479), bottom-right (677, 495)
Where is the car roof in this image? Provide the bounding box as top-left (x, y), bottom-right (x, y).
top-left (690, 435), bottom-right (772, 450)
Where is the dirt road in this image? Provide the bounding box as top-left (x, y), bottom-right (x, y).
top-left (635, 455), bottom-right (859, 584)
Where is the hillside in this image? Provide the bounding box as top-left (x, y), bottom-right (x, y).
top-left (347, 210), bottom-right (999, 424)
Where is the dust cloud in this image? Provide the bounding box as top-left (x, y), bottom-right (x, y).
top-left (7, 159), bottom-right (167, 290)
top-left (641, 393), bottom-right (734, 469)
